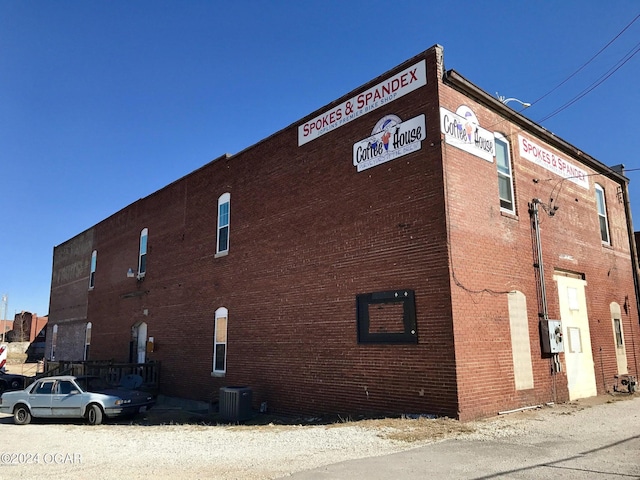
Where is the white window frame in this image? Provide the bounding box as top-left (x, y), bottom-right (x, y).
top-left (84, 322), bottom-right (92, 361)
top-left (595, 184), bottom-right (610, 244)
top-left (51, 324), bottom-right (58, 361)
top-left (613, 318), bottom-right (624, 347)
top-left (495, 133), bottom-right (515, 214)
top-left (138, 228), bottom-right (148, 278)
top-left (89, 250), bottom-right (97, 289)
top-left (216, 193), bottom-right (230, 257)
top-left (212, 307), bottom-right (228, 376)
top-left (610, 302), bottom-right (628, 374)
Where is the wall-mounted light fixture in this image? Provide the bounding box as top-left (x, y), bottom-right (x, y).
top-left (127, 268), bottom-right (145, 281)
top-left (496, 92), bottom-right (531, 108)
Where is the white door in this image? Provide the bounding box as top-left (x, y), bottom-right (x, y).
top-left (554, 273), bottom-right (597, 400)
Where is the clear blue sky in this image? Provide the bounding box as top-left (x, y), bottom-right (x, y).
top-left (1, 1), bottom-right (639, 318)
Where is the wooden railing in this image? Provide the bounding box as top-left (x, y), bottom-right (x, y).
top-left (41, 360), bottom-right (160, 393)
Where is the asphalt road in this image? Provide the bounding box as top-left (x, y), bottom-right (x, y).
top-left (288, 395), bottom-right (640, 480)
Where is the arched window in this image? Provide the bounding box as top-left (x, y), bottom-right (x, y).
top-left (84, 322), bottom-right (92, 361)
top-left (89, 250), bottom-right (97, 289)
top-left (213, 307), bottom-right (228, 375)
top-left (610, 302), bottom-right (627, 375)
top-left (216, 193), bottom-right (230, 256)
top-left (51, 324), bottom-right (58, 361)
top-left (138, 228), bottom-right (148, 277)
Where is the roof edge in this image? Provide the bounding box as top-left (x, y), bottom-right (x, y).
top-left (443, 69), bottom-right (628, 184)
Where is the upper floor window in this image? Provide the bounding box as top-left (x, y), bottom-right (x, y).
top-left (216, 193), bottom-right (230, 256)
top-left (495, 133), bottom-right (515, 214)
top-left (595, 184), bottom-right (610, 244)
top-left (138, 228), bottom-right (148, 277)
top-left (89, 250), bottom-right (97, 289)
top-left (213, 307), bottom-right (228, 375)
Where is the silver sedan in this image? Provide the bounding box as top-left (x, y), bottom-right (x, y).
top-left (0, 375), bottom-right (155, 425)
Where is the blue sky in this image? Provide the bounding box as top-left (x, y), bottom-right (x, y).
top-left (1, 1), bottom-right (639, 318)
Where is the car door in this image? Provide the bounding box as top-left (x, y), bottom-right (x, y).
top-left (28, 379), bottom-right (55, 417)
top-left (51, 380), bottom-right (84, 417)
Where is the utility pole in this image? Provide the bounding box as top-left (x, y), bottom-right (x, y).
top-left (1, 294), bottom-right (7, 343)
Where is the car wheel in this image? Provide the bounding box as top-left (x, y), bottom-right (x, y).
top-left (10, 379), bottom-right (21, 390)
top-left (87, 404), bottom-right (103, 425)
top-left (14, 405), bottom-right (32, 425)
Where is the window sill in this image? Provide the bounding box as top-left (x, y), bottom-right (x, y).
top-left (215, 251), bottom-right (229, 258)
top-left (500, 209), bottom-right (518, 221)
top-left (211, 371), bottom-right (226, 378)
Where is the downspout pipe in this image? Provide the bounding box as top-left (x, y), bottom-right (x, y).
top-left (612, 165), bottom-right (640, 326)
top-left (611, 164), bottom-right (640, 377)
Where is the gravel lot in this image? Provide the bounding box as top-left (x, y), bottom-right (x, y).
top-left (0, 394), bottom-right (637, 480)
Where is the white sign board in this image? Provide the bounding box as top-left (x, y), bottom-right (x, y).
top-left (440, 106), bottom-right (495, 162)
top-left (352, 114), bottom-right (426, 172)
top-left (518, 135), bottom-right (589, 189)
top-left (298, 60), bottom-right (427, 146)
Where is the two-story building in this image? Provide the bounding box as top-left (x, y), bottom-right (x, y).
top-left (46, 44), bottom-right (640, 420)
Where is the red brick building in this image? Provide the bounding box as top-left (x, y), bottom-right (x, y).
top-left (46, 45), bottom-right (640, 420)
top-left (8, 311), bottom-right (48, 343)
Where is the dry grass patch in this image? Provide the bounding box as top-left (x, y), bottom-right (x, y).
top-left (343, 417), bottom-right (475, 443)
top-left (143, 407), bottom-right (476, 443)
top-left (226, 415), bottom-right (475, 443)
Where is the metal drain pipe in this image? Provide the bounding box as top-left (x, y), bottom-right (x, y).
top-left (530, 199), bottom-right (548, 321)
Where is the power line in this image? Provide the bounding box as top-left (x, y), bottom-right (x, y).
top-left (537, 41), bottom-right (640, 123)
top-left (485, 14), bottom-right (640, 141)
top-left (530, 13), bottom-right (640, 109)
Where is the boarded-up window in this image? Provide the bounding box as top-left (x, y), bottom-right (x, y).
top-left (568, 327), bottom-right (582, 353)
top-left (356, 290), bottom-right (417, 344)
top-left (508, 291), bottom-right (534, 390)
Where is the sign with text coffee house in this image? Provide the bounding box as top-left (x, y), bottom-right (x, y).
top-left (298, 60), bottom-right (427, 146)
top-left (439, 106), bottom-right (495, 162)
top-left (352, 114), bottom-right (426, 172)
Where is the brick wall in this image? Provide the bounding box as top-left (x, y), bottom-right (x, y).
top-left (52, 43), bottom-right (640, 421)
top-left (46, 229), bottom-right (93, 361)
top-left (83, 46), bottom-right (463, 418)
top-left (439, 80), bottom-right (640, 420)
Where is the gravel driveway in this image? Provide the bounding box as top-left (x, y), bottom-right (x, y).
top-left (0, 394), bottom-right (638, 479)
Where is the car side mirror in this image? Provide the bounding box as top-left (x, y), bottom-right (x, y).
top-left (70, 390), bottom-right (80, 395)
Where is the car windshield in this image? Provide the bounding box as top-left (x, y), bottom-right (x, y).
top-left (75, 376), bottom-right (111, 392)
